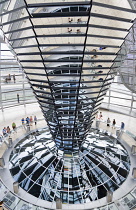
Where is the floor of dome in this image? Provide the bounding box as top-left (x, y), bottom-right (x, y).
top-left (9, 128), bottom-right (130, 204)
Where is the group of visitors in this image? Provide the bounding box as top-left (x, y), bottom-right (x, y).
top-left (96, 112), bottom-right (125, 130)
top-left (1, 123), bottom-right (16, 139)
top-left (1, 116), bottom-right (38, 141)
top-left (5, 74), bottom-right (16, 83)
top-left (2, 123), bottom-right (17, 136)
top-left (67, 28), bottom-right (81, 33)
top-left (107, 118), bottom-right (116, 129)
top-left (96, 111), bottom-right (103, 120)
top-left (68, 18), bottom-right (82, 23)
top-left (21, 116), bottom-right (37, 126)
top-left (106, 118), bottom-right (125, 130)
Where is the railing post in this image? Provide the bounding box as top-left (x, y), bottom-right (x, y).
top-left (0, 158), bottom-right (5, 167)
top-left (56, 198), bottom-right (62, 209)
top-left (13, 182), bottom-right (19, 194)
top-left (106, 191), bottom-right (113, 203)
top-left (132, 168), bottom-right (136, 179)
top-left (131, 145), bottom-right (136, 155)
top-left (96, 120), bottom-right (100, 129)
top-left (8, 137), bottom-right (12, 148)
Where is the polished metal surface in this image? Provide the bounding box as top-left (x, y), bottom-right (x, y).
top-left (118, 19), bottom-right (136, 94)
top-left (0, 1), bottom-right (135, 207)
top-left (9, 128), bottom-right (130, 204)
top-left (0, 0), bottom-right (135, 152)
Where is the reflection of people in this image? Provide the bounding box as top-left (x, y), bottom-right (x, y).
top-left (68, 18), bottom-right (73, 23)
top-left (98, 70), bottom-right (103, 74)
top-left (67, 28), bottom-right (72, 33)
top-left (77, 18), bottom-right (81, 23)
top-left (77, 29), bottom-right (81, 33)
top-left (91, 49), bottom-right (97, 59)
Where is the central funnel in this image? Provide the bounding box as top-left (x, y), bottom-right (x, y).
top-left (0, 0), bottom-right (134, 153)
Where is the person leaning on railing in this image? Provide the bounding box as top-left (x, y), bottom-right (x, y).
top-left (0, 201), bottom-right (4, 210)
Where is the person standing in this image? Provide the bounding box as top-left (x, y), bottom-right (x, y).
top-left (99, 112), bottom-right (103, 120)
top-left (2, 127), bottom-right (7, 136)
top-left (21, 118), bottom-right (25, 125)
top-left (13, 74), bottom-right (16, 83)
top-left (7, 126), bottom-right (11, 134)
top-left (8, 74), bottom-right (11, 80)
top-left (17, 93), bottom-right (19, 103)
top-left (112, 119), bottom-right (116, 129)
top-left (107, 118), bottom-right (110, 127)
top-left (121, 122), bottom-right (125, 130)
top-left (30, 116), bottom-right (33, 125)
top-left (0, 201), bottom-right (4, 210)
top-left (34, 116), bottom-right (37, 125)
top-left (0, 134), bottom-right (3, 142)
top-left (12, 122), bottom-right (16, 132)
top-left (26, 117), bottom-right (30, 125)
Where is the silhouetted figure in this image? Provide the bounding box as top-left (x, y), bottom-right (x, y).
top-left (9, 74), bottom-right (11, 80)
top-left (17, 93), bottom-right (19, 103)
top-left (13, 74), bottom-right (16, 83)
top-left (34, 116), bottom-right (37, 125)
